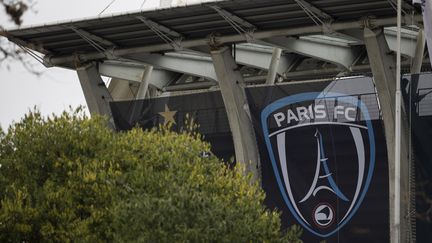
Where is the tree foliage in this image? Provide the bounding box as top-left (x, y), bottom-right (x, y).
top-left (0, 109), bottom-right (302, 242)
top-left (1, 0), bottom-right (30, 25)
top-left (0, 0), bottom-right (40, 72)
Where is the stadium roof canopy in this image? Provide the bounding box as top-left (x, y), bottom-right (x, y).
top-left (2, 0), bottom-right (427, 94)
top-left (3, 2), bottom-right (429, 197)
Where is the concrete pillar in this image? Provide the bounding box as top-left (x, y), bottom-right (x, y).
top-left (265, 48), bottom-right (282, 85)
top-left (411, 28), bottom-right (425, 74)
top-left (76, 62), bottom-right (115, 128)
top-left (136, 65), bottom-right (154, 99)
top-left (364, 27), bottom-right (411, 243)
top-left (210, 46), bottom-right (261, 183)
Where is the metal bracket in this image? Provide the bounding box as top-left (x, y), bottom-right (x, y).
top-left (209, 5), bottom-right (256, 42)
top-left (70, 26), bottom-right (116, 47)
top-left (294, 0), bottom-right (333, 21)
top-left (207, 33), bottom-right (222, 50)
top-left (136, 16), bottom-right (184, 51)
top-left (360, 16), bottom-right (378, 30)
top-left (294, 0), bottom-right (334, 34)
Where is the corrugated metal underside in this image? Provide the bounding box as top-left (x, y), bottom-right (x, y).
top-left (5, 0), bottom-right (415, 56)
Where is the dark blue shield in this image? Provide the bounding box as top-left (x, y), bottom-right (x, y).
top-left (260, 92), bottom-right (376, 238)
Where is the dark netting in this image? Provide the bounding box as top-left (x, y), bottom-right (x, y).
top-left (403, 73), bottom-right (432, 242)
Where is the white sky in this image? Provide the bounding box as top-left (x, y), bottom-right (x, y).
top-left (0, 0), bottom-right (163, 130)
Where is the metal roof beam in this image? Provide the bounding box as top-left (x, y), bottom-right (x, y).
top-left (209, 5), bottom-right (256, 29)
top-left (340, 27), bottom-right (419, 57)
top-left (388, 0), bottom-right (414, 12)
top-left (136, 16), bottom-right (183, 38)
top-left (99, 61), bottom-right (146, 82)
top-left (293, 0), bottom-right (333, 20)
top-left (99, 61), bottom-right (179, 90)
top-left (3, 35), bottom-right (50, 54)
top-left (43, 15), bottom-right (423, 66)
top-left (101, 45), bottom-right (295, 86)
top-left (70, 26), bottom-right (116, 47)
top-left (235, 44), bottom-right (296, 75)
top-left (124, 52), bottom-right (218, 82)
top-left (108, 65), bottom-right (153, 101)
top-left (136, 16), bottom-right (184, 50)
top-left (156, 58), bottom-right (431, 90)
top-left (163, 81), bottom-right (215, 92)
top-left (160, 43), bottom-right (296, 77)
top-left (384, 27), bottom-right (418, 58)
top-left (209, 5), bottom-right (256, 42)
top-left (262, 36), bottom-right (360, 69)
top-left (108, 47), bottom-right (297, 87)
top-left (337, 29), bottom-right (366, 43)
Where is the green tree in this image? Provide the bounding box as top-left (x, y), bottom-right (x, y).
top-left (0, 109), bottom-right (120, 242)
top-left (0, 109), bottom-right (302, 242)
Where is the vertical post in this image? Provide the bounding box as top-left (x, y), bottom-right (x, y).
top-left (210, 46), bottom-right (261, 183)
top-left (127, 65), bottom-right (155, 126)
top-left (76, 62), bottom-right (115, 128)
top-left (394, 1), bottom-right (402, 242)
top-left (411, 29), bottom-right (425, 74)
top-left (136, 65), bottom-right (154, 99)
top-left (364, 27), bottom-right (410, 243)
top-left (266, 48), bottom-right (282, 85)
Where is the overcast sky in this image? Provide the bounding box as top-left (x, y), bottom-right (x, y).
top-left (0, 0), bottom-right (163, 130)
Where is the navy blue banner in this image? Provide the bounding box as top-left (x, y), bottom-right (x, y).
top-left (245, 78), bottom-right (389, 242)
top-left (402, 73), bottom-right (432, 241)
top-left (111, 77), bottom-right (393, 242)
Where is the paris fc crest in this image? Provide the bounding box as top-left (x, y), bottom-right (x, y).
top-left (260, 92), bottom-right (376, 238)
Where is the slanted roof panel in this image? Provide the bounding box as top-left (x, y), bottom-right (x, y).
top-left (3, 0), bottom-right (417, 57)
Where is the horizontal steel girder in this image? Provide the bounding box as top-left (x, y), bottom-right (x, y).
top-left (235, 44), bottom-right (295, 75)
top-left (190, 43), bottom-right (296, 75)
top-left (339, 28), bottom-right (419, 57)
top-left (124, 52), bottom-right (218, 81)
top-left (262, 36), bottom-right (360, 69)
top-left (43, 15), bottom-right (423, 66)
top-left (99, 61), bottom-right (178, 90)
top-left (384, 27), bottom-right (418, 58)
top-left (125, 47), bottom-right (296, 82)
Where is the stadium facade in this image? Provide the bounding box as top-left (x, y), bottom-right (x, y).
top-left (3, 0), bottom-right (431, 242)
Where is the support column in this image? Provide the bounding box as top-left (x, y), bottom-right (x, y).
top-left (266, 48), bottom-right (282, 85)
top-left (411, 28), bottom-right (425, 74)
top-left (136, 65), bottom-right (154, 99)
top-left (364, 27), bottom-right (411, 243)
top-left (210, 46), bottom-right (261, 182)
top-left (76, 62), bottom-right (115, 128)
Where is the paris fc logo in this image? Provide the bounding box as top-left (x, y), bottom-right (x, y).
top-left (260, 92), bottom-right (376, 238)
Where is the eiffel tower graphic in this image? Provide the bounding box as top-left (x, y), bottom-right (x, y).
top-left (299, 129), bottom-right (349, 203)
